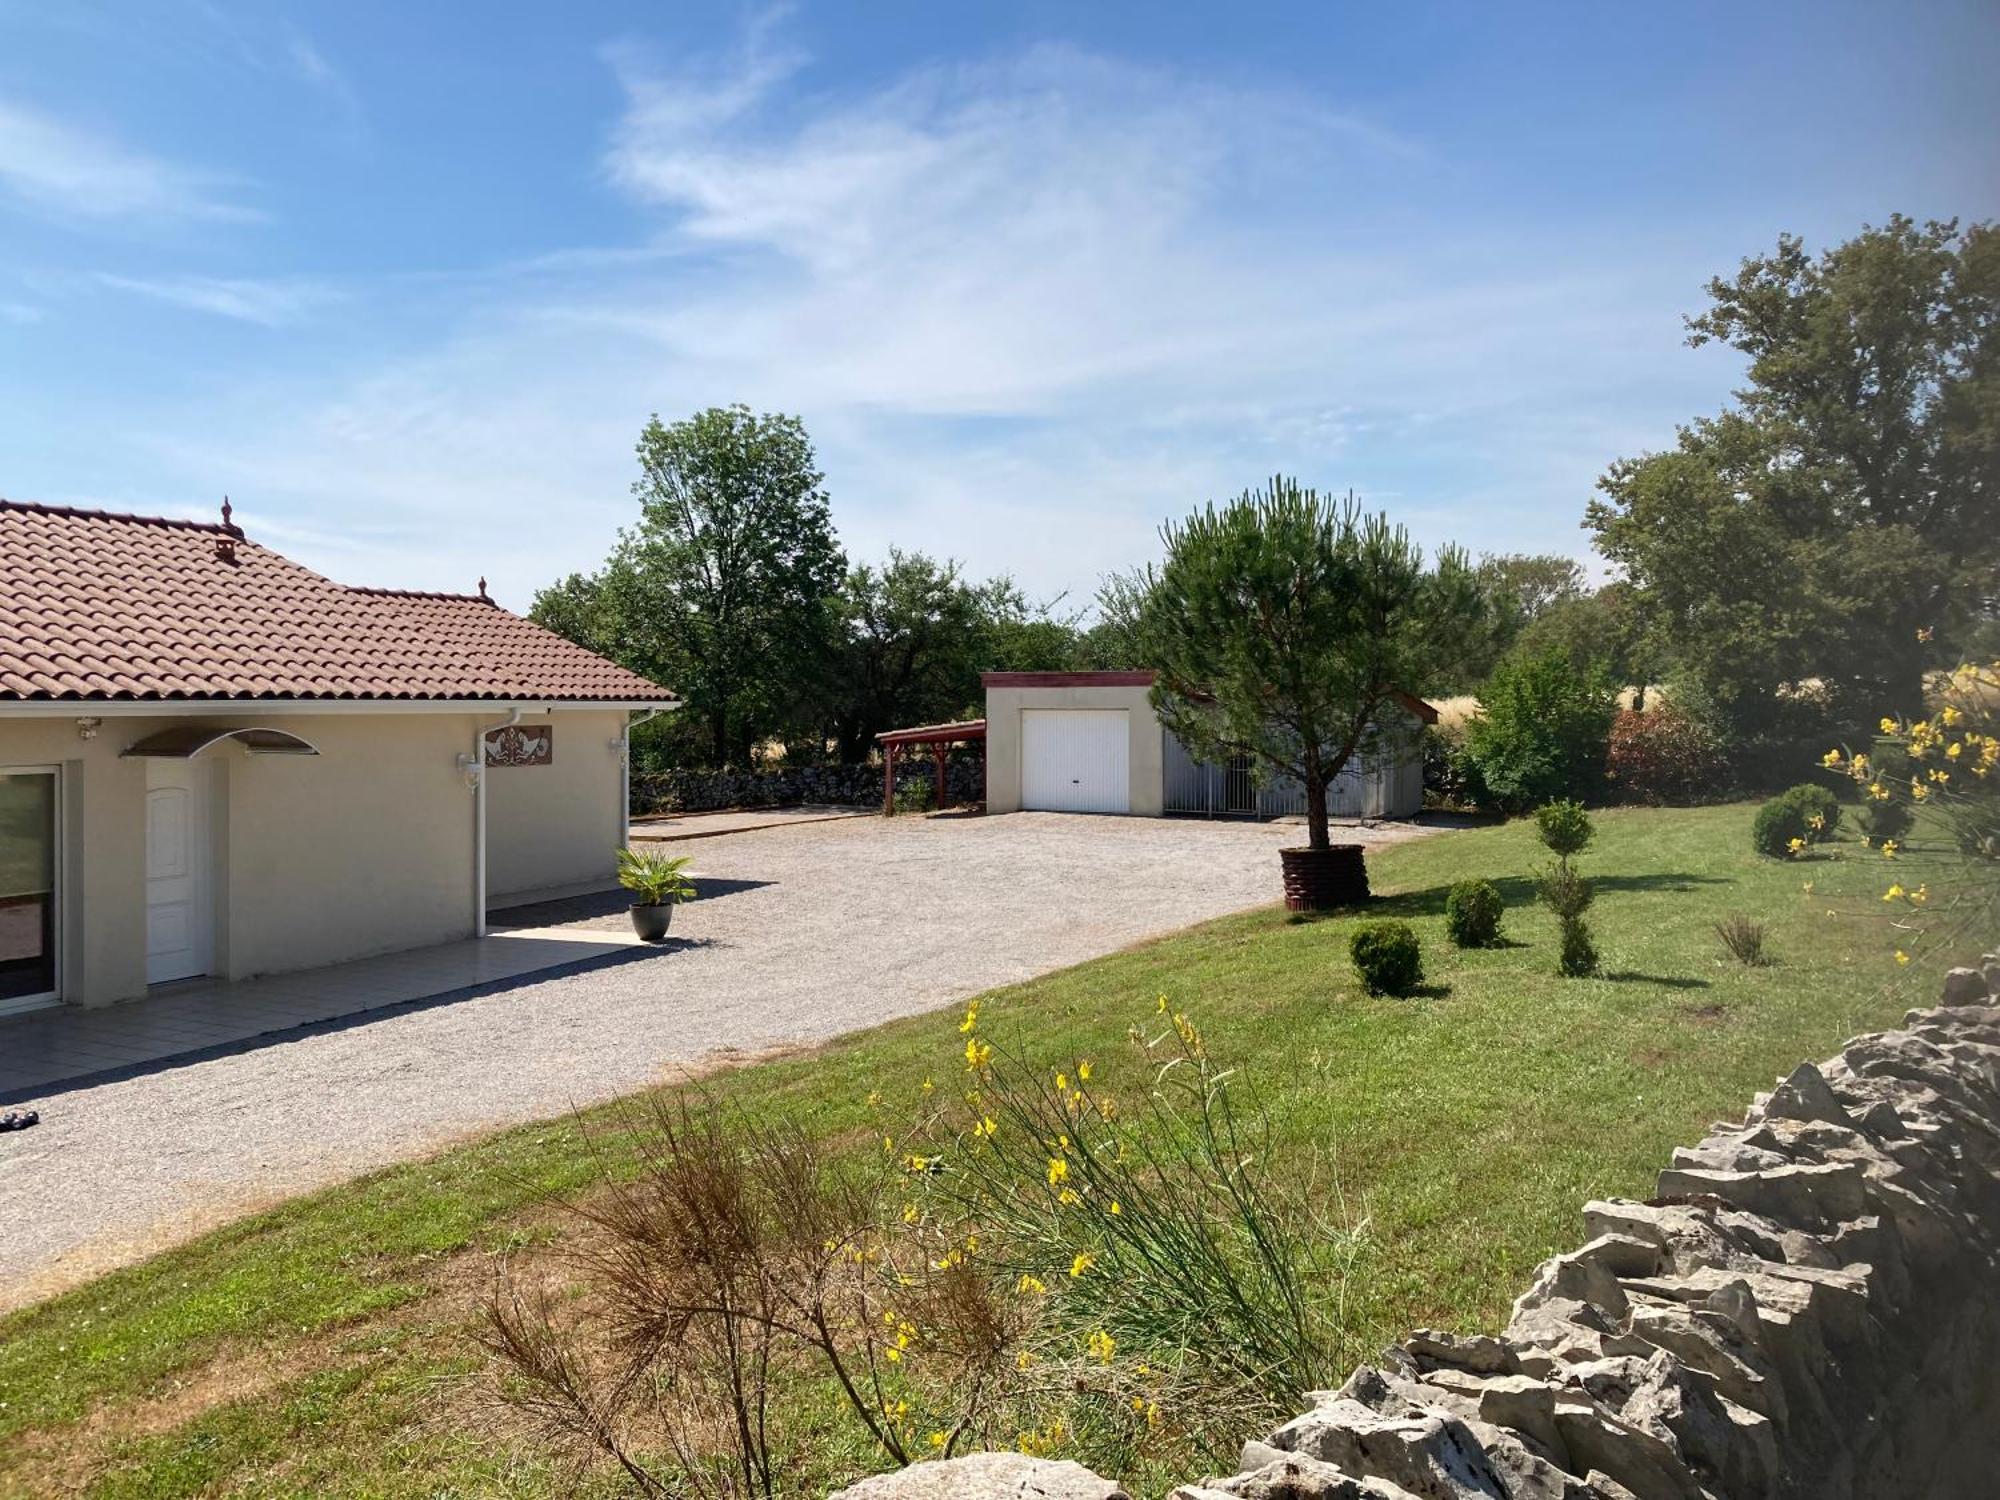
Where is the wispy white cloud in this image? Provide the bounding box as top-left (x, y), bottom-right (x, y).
top-left (108, 18), bottom-right (1716, 608)
top-left (0, 96), bottom-right (257, 222)
top-left (93, 272), bottom-right (338, 326)
top-left (585, 38), bottom-right (1446, 421)
top-left (285, 35), bottom-right (365, 134)
top-left (602, 7), bottom-right (805, 149)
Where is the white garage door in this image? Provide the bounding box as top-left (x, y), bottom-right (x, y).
top-left (1021, 710), bottom-right (1130, 813)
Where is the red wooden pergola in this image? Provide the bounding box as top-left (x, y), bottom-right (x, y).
top-left (875, 718), bottom-right (987, 815)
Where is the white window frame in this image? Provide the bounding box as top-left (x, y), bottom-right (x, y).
top-left (0, 763), bottom-right (62, 1015)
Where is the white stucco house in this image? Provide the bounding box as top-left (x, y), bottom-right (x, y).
top-left (982, 670), bottom-right (1431, 821)
top-left (0, 498), bottom-right (678, 1015)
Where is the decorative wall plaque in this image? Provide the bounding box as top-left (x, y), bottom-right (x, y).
top-left (484, 723), bottom-right (553, 767)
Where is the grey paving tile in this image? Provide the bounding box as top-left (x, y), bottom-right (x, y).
top-left (0, 929), bottom-right (657, 1096)
top-left (17, 1049), bottom-right (149, 1075)
top-left (0, 1036), bottom-right (131, 1064)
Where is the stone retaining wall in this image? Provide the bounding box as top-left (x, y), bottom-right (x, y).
top-left (837, 951), bottom-right (2000, 1500)
top-left (630, 759), bottom-right (984, 815)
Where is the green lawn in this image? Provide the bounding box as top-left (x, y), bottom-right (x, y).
top-left (0, 803), bottom-right (1980, 1498)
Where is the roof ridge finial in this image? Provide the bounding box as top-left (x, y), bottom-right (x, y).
top-left (220, 495), bottom-right (241, 536)
top-left (477, 575), bottom-right (490, 600)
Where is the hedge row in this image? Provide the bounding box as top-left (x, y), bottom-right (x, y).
top-left (631, 759), bottom-right (985, 815)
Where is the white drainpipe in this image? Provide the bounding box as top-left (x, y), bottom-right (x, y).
top-left (618, 708), bottom-right (661, 847)
top-left (463, 707), bottom-right (522, 937)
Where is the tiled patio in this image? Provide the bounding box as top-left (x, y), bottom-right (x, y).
top-left (0, 917), bottom-right (659, 1104)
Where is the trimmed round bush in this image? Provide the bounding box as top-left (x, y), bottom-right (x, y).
top-left (1752, 795), bottom-right (1810, 858)
top-left (1350, 921), bottom-right (1423, 996)
top-left (1444, 879), bottom-right (1505, 948)
top-left (1534, 799), bottom-right (1595, 857)
top-left (1780, 782), bottom-right (1840, 843)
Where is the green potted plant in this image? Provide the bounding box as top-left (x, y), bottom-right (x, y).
top-left (616, 847), bottom-right (698, 942)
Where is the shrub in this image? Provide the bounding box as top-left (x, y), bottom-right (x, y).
top-left (1463, 647), bottom-right (1617, 810)
top-left (1604, 701), bottom-right (1726, 805)
top-left (1534, 800), bottom-right (1595, 858)
top-left (1861, 795), bottom-right (1915, 842)
top-left (893, 777), bottom-right (935, 814)
top-left (1714, 914), bottom-right (1769, 966)
top-left (1822, 663), bottom-right (2000, 970)
top-left (1444, 879), bottom-right (1505, 947)
top-left (1557, 920), bottom-right (1599, 978)
top-left (1350, 921), bottom-right (1423, 996)
top-left (1535, 861), bottom-right (1595, 922)
top-left (1421, 724), bottom-right (1484, 811)
top-left (1855, 740), bottom-right (1916, 842)
top-left (1751, 795), bottom-right (1810, 859)
top-left (1780, 783), bottom-right (1840, 843)
top-left (1535, 800), bottom-right (1598, 976)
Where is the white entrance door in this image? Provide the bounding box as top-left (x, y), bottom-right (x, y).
top-left (1021, 710), bottom-right (1131, 814)
top-left (145, 760), bottom-right (214, 984)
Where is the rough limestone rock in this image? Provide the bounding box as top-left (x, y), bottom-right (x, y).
top-left (876, 959), bottom-right (2000, 1500)
top-left (1618, 1351), bottom-right (1777, 1500)
top-left (1755, 1061), bottom-right (1856, 1129)
top-left (1168, 1453), bottom-right (1424, 1499)
top-left (1260, 1398), bottom-right (1607, 1499)
top-left (828, 1453), bottom-right (1129, 1500)
top-left (1401, 1328), bottom-right (1520, 1377)
top-left (1940, 966), bottom-right (1989, 1006)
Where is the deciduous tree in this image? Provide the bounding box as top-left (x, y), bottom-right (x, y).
top-left (824, 550), bottom-right (987, 760)
top-left (1588, 217), bottom-right (1999, 732)
top-left (533, 406), bottom-right (845, 766)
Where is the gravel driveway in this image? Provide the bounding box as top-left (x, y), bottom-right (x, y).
top-left (0, 812), bottom-right (1436, 1310)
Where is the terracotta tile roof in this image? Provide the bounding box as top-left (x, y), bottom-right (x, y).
top-left (0, 498), bottom-right (677, 703)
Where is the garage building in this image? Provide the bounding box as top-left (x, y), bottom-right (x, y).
top-left (982, 670), bottom-right (1431, 821)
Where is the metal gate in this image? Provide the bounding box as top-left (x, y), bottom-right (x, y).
top-left (1162, 730), bottom-right (1421, 819)
top-left (1222, 755), bottom-right (1257, 814)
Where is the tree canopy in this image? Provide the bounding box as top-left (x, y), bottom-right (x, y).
top-left (534, 409), bottom-right (1082, 767)
top-left (1128, 477), bottom-right (1483, 849)
top-left (532, 406), bottom-right (845, 766)
top-left (823, 551), bottom-right (995, 761)
top-left (1444, 553), bottom-right (1594, 689)
top-left (1588, 216), bottom-right (1999, 734)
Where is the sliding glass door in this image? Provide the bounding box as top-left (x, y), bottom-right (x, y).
top-left (0, 769), bottom-right (58, 1011)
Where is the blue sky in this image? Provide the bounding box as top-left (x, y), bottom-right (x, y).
top-left (2, 2), bottom-right (1995, 612)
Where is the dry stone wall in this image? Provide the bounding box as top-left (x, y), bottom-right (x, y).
top-left (631, 759), bottom-right (983, 815)
top-left (833, 953), bottom-right (2000, 1500)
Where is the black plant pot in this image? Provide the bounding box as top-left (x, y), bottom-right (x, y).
top-left (1279, 844), bottom-right (1369, 912)
top-left (629, 903), bottom-right (674, 942)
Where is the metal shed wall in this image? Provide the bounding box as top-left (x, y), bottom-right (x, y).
top-left (1162, 722), bottom-right (1424, 820)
